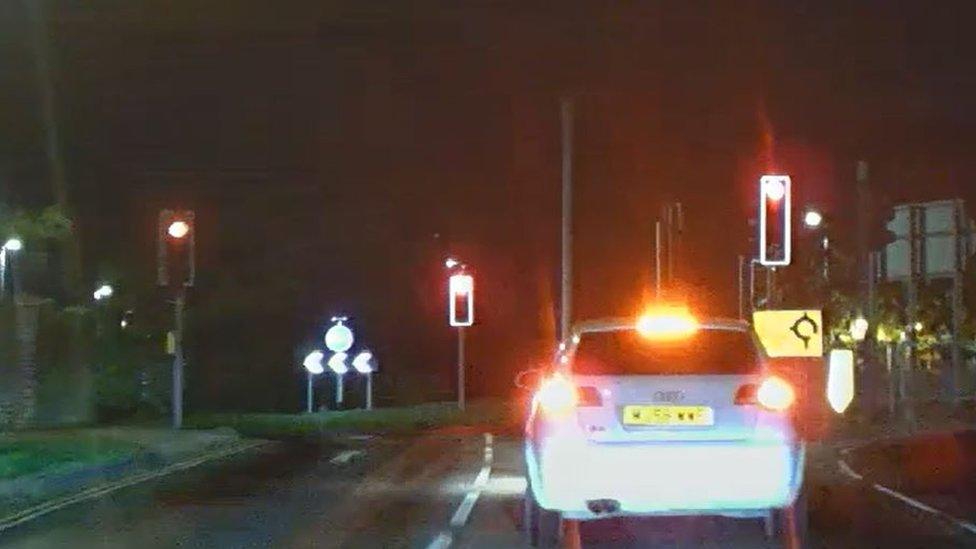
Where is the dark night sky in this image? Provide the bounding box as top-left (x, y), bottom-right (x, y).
top-left (2, 1), bottom-right (976, 407)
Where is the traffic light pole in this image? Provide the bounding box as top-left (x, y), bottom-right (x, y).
top-left (457, 326), bottom-right (466, 411)
top-left (172, 287), bottom-right (186, 429)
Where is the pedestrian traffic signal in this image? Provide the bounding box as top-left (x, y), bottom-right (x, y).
top-left (449, 272), bottom-right (474, 327)
top-left (157, 210), bottom-right (195, 287)
top-left (758, 175), bottom-right (792, 266)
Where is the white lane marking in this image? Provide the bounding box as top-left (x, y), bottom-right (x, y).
top-left (872, 483), bottom-right (940, 514)
top-left (839, 448), bottom-right (976, 536)
top-left (872, 483), bottom-right (976, 535)
top-left (838, 459), bottom-right (864, 481)
top-left (0, 441), bottom-right (266, 533)
top-left (329, 450), bottom-right (364, 465)
top-left (428, 433), bottom-right (494, 548)
top-left (426, 532), bottom-right (453, 549)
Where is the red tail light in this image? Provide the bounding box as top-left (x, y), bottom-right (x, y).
top-left (734, 376), bottom-right (795, 411)
top-left (577, 386), bottom-right (603, 407)
top-left (536, 375), bottom-right (602, 417)
top-left (537, 373), bottom-right (577, 417)
top-left (734, 383), bottom-right (758, 405)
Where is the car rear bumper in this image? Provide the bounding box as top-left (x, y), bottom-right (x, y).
top-left (528, 435), bottom-right (803, 520)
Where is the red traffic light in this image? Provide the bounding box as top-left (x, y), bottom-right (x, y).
top-left (762, 177), bottom-right (787, 202)
top-left (758, 175), bottom-right (792, 266)
top-left (167, 220), bottom-right (190, 239)
top-left (449, 273), bottom-right (474, 327)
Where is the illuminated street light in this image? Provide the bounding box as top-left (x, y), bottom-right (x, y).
top-left (914, 321), bottom-right (923, 332)
top-left (445, 257), bottom-right (460, 269)
top-left (3, 238), bottom-right (23, 252)
top-left (93, 284), bottom-right (114, 301)
top-left (167, 220), bottom-right (190, 239)
top-left (803, 209), bottom-right (823, 229)
top-left (851, 316), bottom-right (869, 342)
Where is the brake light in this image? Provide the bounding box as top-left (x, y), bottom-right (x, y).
top-left (577, 386), bottom-right (603, 407)
top-left (635, 305), bottom-right (699, 340)
top-left (536, 373), bottom-right (578, 416)
top-left (734, 376), bottom-right (795, 411)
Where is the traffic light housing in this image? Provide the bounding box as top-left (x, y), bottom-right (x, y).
top-left (758, 175), bottom-right (792, 266)
top-left (448, 272), bottom-right (474, 327)
top-left (157, 209), bottom-right (195, 287)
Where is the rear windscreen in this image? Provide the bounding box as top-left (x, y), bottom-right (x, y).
top-left (572, 329), bottom-right (759, 375)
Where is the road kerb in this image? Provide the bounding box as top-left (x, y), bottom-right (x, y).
top-left (0, 439), bottom-right (268, 533)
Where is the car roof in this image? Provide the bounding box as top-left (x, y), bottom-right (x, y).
top-left (571, 316), bottom-right (749, 337)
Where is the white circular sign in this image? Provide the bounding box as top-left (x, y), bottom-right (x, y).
top-left (325, 323), bottom-right (354, 353)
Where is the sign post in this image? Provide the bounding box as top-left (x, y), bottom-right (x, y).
top-left (325, 317), bottom-right (354, 409)
top-left (352, 351), bottom-right (376, 410)
top-left (302, 350), bottom-right (325, 413)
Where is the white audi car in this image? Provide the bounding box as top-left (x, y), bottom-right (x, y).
top-left (522, 308), bottom-right (807, 547)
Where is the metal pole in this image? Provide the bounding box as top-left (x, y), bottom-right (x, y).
top-left (905, 207), bottom-right (919, 424)
top-left (748, 260), bottom-right (756, 314)
top-left (366, 372), bottom-right (373, 411)
top-left (765, 266), bottom-right (773, 307)
top-left (655, 221), bottom-right (662, 298)
top-left (737, 255), bottom-right (745, 319)
top-left (886, 344), bottom-right (895, 418)
top-left (172, 288), bottom-right (185, 429)
top-left (951, 200), bottom-right (965, 406)
top-left (666, 205), bottom-right (675, 285)
top-left (0, 249), bottom-right (6, 299)
top-left (306, 371), bottom-right (314, 413)
top-left (560, 98), bottom-right (573, 342)
top-left (458, 326), bottom-right (466, 410)
top-left (335, 373), bottom-right (344, 408)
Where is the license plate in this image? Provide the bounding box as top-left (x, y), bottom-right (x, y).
top-left (622, 405), bottom-right (714, 426)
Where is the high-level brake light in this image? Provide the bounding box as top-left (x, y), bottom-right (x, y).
top-left (636, 306), bottom-right (699, 339)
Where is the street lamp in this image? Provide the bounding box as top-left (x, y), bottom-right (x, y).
top-left (851, 316), bottom-right (869, 342)
top-left (93, 284), bottom-right (114, 301)
top-left (803, 209), bottom-right (824, 229)
top-left (1, 237), bottom-right (23, 299)
top-left (3, 238), bottom-right (23, 252)
top-left (445, 257), bottom-right (460, 269)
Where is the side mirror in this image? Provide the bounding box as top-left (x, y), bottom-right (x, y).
top-left (514, 368), bottom-right (544, 390)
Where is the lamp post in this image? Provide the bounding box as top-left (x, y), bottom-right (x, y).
top-left (1, 238), bottom-right (23, 300)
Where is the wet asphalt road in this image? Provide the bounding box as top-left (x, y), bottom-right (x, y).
top-left (0, 431), bottom-right (974, 548)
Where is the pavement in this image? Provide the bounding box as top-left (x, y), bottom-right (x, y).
top-left (0, 424), bottom-right (974, 548)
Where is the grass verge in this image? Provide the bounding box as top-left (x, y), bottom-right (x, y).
top-left (0, 437), bottom-right (138, 481)
top-left (187, 399), bottom-right (517, 438)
